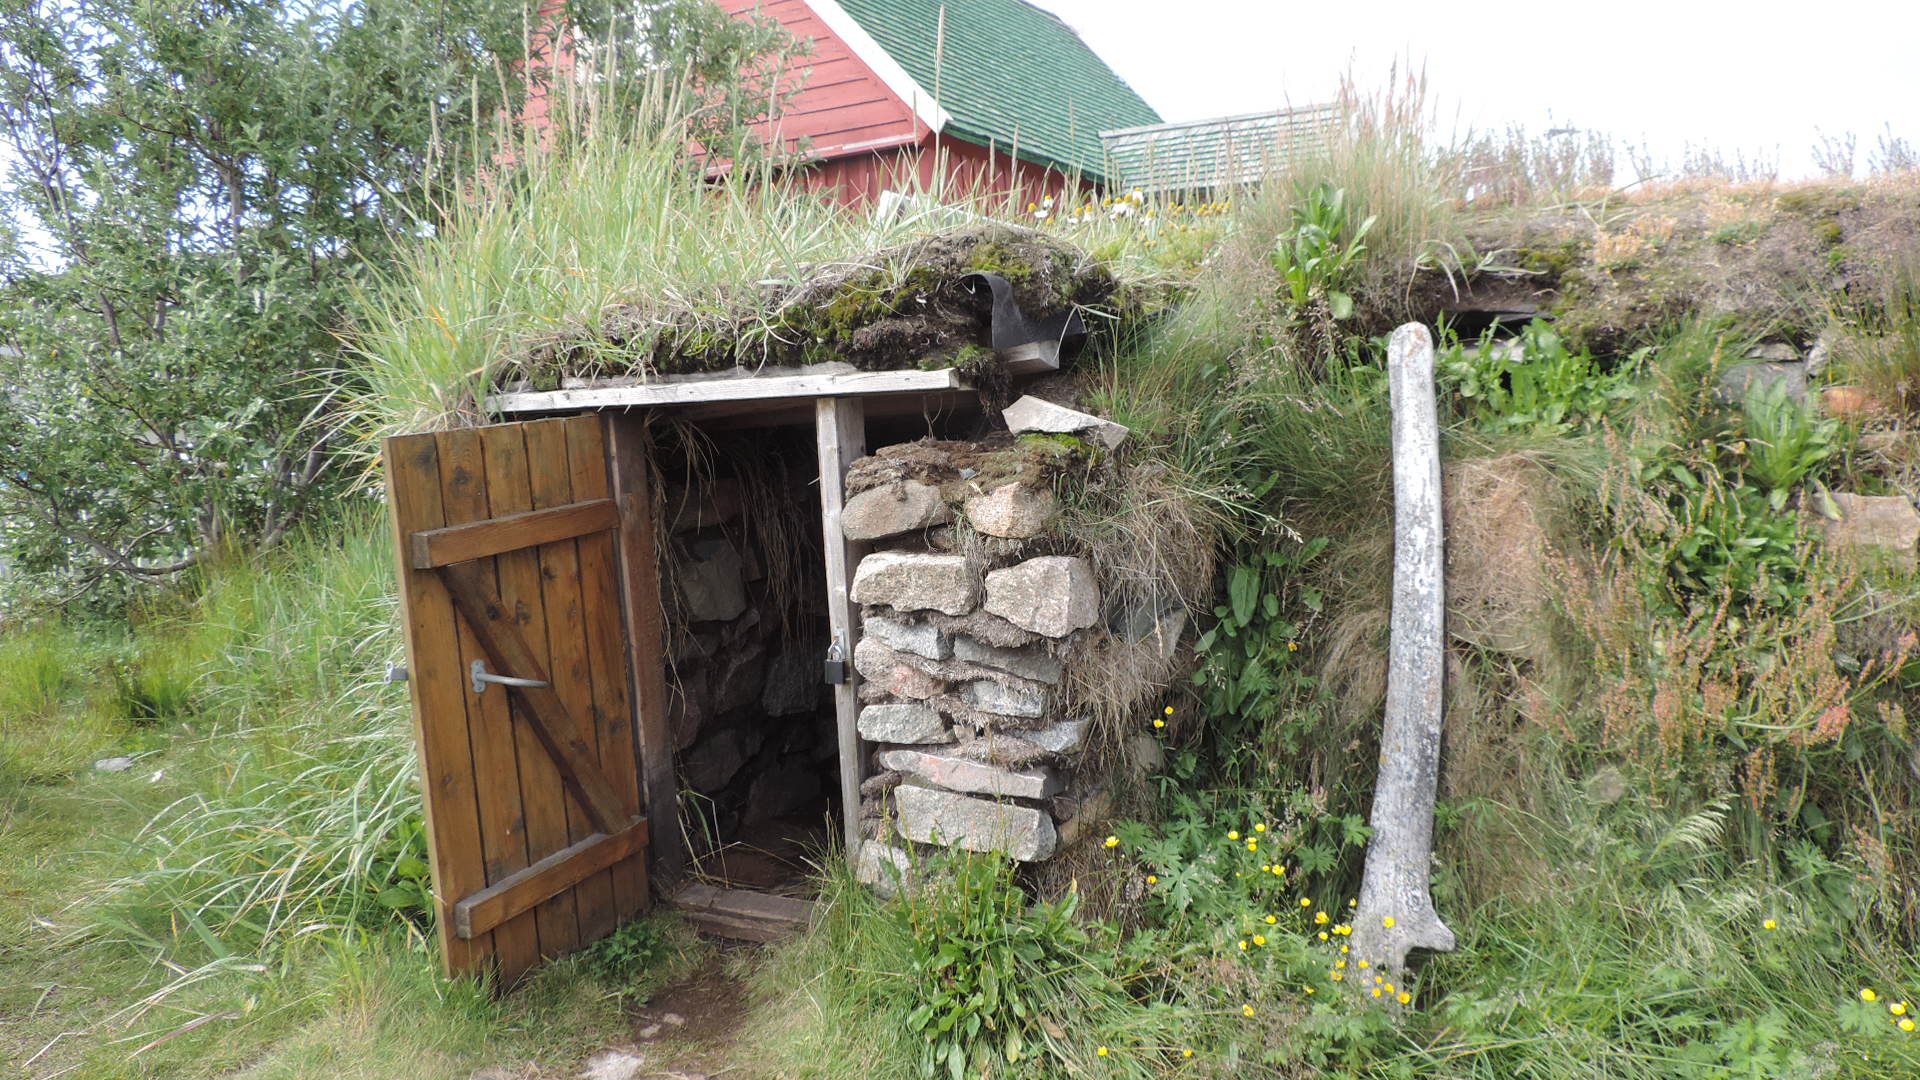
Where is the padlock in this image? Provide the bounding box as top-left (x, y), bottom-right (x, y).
top-left (822, 639), bottom-right (848, 685)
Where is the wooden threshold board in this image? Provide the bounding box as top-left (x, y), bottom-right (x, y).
top-left (671, 882), bottom-right (814, 943)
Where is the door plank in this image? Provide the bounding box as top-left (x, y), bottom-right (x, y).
top-left (433, 428), bottom-right (541, 981)
top-left (567, 414), bottom-right (651, 921)
top-left (524, 417), bottom-right (617, 944)
top-left (478, 424), bottom-right (580, 960)
top-left (816, 397), bottom-right (869, 854)
top-left (409, 498), bottom-right (617, 568)
top-left (607, 414), bottom-right (683, 887)
top-left (384, 433), bottom-right (491, 977)
top-left (454, 817), bottom-right (649, 940)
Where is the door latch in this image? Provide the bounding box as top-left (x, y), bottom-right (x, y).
top-left (822, 639), bottom-right (848, 686)
top-left (470, 658), bottom-right (551, 695)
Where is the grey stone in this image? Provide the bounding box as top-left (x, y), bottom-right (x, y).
top-left (842, 481), bottom-right (953, 541)
top-left (1746, 341), bottom-right (1800, 362)
top-left (684, 729), bottom-right (747, 793)
top-left (761, 642), bottom-right (821, 717)
top-left (712, 642), bottom-right (768, 715)
top-left (859, 703), bottom-right (948, 743)
top-left (963, 484), bottom-right (1058, 539)
top-left (878, 748), bottom-right (1063, 799)
top-left (1713, 361), bottom-right (1808, 406)
top-left (850, 552), bottom-right (980, 615)
top-left (746, 763), bottom-right (822, 822)
top-left (962, 679), bottom-right (1045, 718)
top-left (680, 538), bottom-right (747, 622)
top-left (893, 785), bottom-right (1057, 861)
top-left (1107, 592), bottom-right (1187, 660)
top-left (578, 1049), bottom-right (648, 1080)
top-left (924, 609), bottom-right (1037, 649)
top-left (665, 478), bottom-right (743, 533)
top-left (93, 756), bottom-right (135, 773)
top-left (952, 636), bottom-right (1063, 684)
top-left (1815, 492), bottom-right (1920, 569)
top-left (1806, 329), bottom-right (1837, 377)
top-left (862, 614), bottom-right (952, 660)
top-left (1024, 718), bottom-right (1090, 754)
top-left (853, 637), bottom-right (945, 700)
top-left (669, 678), bottom-right (710, 752)
top-left (1124, 733), bottom-right (1165, 777)
top-left (983, 556), bottom-right (1100, 638)
top-left (1002, 395), bottom-right (1130, 451)
top-left (855, 841), bottom-right (915, 898)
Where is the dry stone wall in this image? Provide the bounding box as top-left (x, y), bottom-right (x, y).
top-left (848, 398), bottom-right (1186, 891)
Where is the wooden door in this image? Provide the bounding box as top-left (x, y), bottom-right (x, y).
top-left (383, 414), bottom-right (654, 985)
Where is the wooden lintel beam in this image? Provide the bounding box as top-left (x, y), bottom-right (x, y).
top-left (489, 368), bottom-right (962, 414)
top-left (453, 817), bottom-right (649, 939)
top-left (409, 498), bottom-right (617, 568)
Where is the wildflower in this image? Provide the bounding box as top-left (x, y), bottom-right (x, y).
top-left (1154, 718), bottom-right (1166, 729)
top-left (1146, 875), bottom-right (1158, 885)
top-left (1335, 960), bottom-right (1346, 970)
top-left (1164, 705), bottom-right (1174, 716)
top-left (1242, 1004), bottom-right (1255, 1017)
top-left (1238, 940), bottom-right (1248, 951)
top-left (1253, 935), bottom-right (1267, 946)
top-left (1349, 899), bottom-right (1358, 908)
top-left (1762, 919), bottom-right (1777, 930)
top-left (1254, 823), bottom-right (1266, 833)
top-left (1182, 1048), bottom-right (1194, 1058)
top-left (1317, 932), bottom-right (1328, 941)
top-left (1261, 865), bottom-right (1271, 873)
top-left (1893, 1002), bottom-right (1909, 1017)
top-left (1265, 915), bottom-right (1278, 925)
top-left (1358, 960), bottom-right (1370, 969)
top-left (1397, 992), bottom-right (1412, 1005)
top-left (1097, 1047), bottom-right (1109, 1057)
top-left (1272, 865), bottom-right (1285, 876)
top-left (1903, 1019), bottom-right (1917, 1033)
top-left (1374, 976), bottom-right (1383, 985)
top-left (1340, 945), bottom-right (1348, 954)
top-left (1382, 916), bottom-right (1396, 928)
top-left (1302, 987), bottom-right (1314, 995)
top-left (1104, 836), bottom-right (1119, 848)
top-left (1314, 911), bottom-right (1329, 925)
top-left (1245, 840), bottom-right (1258, 851)
top-left (1228, 831), bottom-right (1240, 841)
top-left (1336, 925), bottom-right (1351, 936)
top-left (1330, 971), bottom-right (1344, 981)
top-left (1372, 987), bottom-right (1383, 998)
top-left (1300, 897), bottom-right (1313, 908)
top-left (1863, 989), bottom-right (1880, 1003)
top-left (1287, 641), bottom-right (1298, 652)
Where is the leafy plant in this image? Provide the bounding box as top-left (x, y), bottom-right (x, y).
top-left (579, 916), bottom-right (670, 992)
top-left (1269, 183), bottom-right (1377, 320)
top-left (1190, 537), bottom-right (1327, 761)
top-left (1438, 319), bottom-right (1640, 435)
top-left (1738, 375), bottom-right (1839, 502)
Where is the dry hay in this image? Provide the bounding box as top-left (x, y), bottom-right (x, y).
top-left (1444, 452), bottom-right (1560, 657)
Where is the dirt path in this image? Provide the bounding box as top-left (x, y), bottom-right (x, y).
top-left (570, 946), bottom-right (759, 1080)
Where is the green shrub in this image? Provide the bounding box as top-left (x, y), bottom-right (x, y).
top-left (1438, 319), bottom-right (1641, 436)
top-left (1738, 375), bottom-right (1839, 500)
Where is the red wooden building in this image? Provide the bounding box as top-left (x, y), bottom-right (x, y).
top-left (716, 0), bottom-right (1162, 208)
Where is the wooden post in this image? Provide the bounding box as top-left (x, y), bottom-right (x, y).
top-left (815, 397), bottom-right (868, 857)
top-left (1351, 323), bottom-right (1457, 976)
top-left (607, 412), bottom-right (684, 890)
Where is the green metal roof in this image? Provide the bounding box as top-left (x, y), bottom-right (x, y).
top-left (833, 0), bottom-right (1160, 183)
top-left (1101, 105), bottom-right (1341, 195)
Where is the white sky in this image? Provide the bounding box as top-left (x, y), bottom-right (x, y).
top-left (1039, 0), bottom-right (1920, 180)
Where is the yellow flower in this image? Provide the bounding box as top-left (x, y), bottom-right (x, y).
top-left (1164, 705), bottom-right (1174, 716)
top-left (1337, 925), bottom-right (1351, 936)
top-left (1153, 719), bottom-right (1166, 729)
top-left (1335, 960), bottom-right (1346, 969)
top-left (1096, 1047), bottom-right (1109, 1057)
top-left (1146, 875), bottom-right (1158, 885)
top-left (1349, 899), bottom-right (1358, 908)
top-left (1287, 641), bottom-right (1298, 652)
top-left (1272, 865), bottom-right (1285, 876)
top-left (1397, 992), bottom-right (1412, 1005)
top-left (1245, 840), bottom-right (1258, 851)
top-left (1261, 864), bottom-right (1271, 873)
top-left (1863, 989), bottom-right (1880, 1003)
top-left (1358, 960), bottom-right (1369, 969)
top-left (1762, 919), bottom-right (1777, 930)
top-left (1238, 940), bottom-right (1248, 951)
top-left (1384, 983), bottom-right (1395, 993)
top-left (1299, 897), bottom-right (1313, 908)
top-left (1374, 976), bottom-right (1383, 984)
top-left (1104, 836), bottom-right (1119, 848)
top-left (1382, 916), bottom-right (1396, 928)
top-left (1253, 935), bottom-right (1266, 946)
top-left (1340, 945), bottom-right (1348, 954)
top-left (1314, 911), bottom-right (1329, 925)
top-left (1242, 1004), bottom-right (1255, 1017)
top-left (1330, 971), bottom-right (1344, 981)
top-left (1903, 1018), bottom-right (1917, 1032)
top-left (1265, 915), bottom-right (1278, 925)
top-left (1227, 831), bottom-right (1240, 841)
top-left (1254, 823), bottom-right (1266, 833)
top-left (1182, 1049), bottom-right (1194, 1058)
top-left (1893, 1002), bottom-right (1909, 1016)
top-left (1317, 931), bottom-right (1328, 941)
top-left (1372, 987), bottom-right (1383, 997)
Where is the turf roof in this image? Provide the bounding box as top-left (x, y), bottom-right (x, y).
top-left (833, 0), bottom-right (1160, 183)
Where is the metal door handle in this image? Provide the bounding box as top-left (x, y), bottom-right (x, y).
top-left (470, 658), bottom-right (550, 694)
